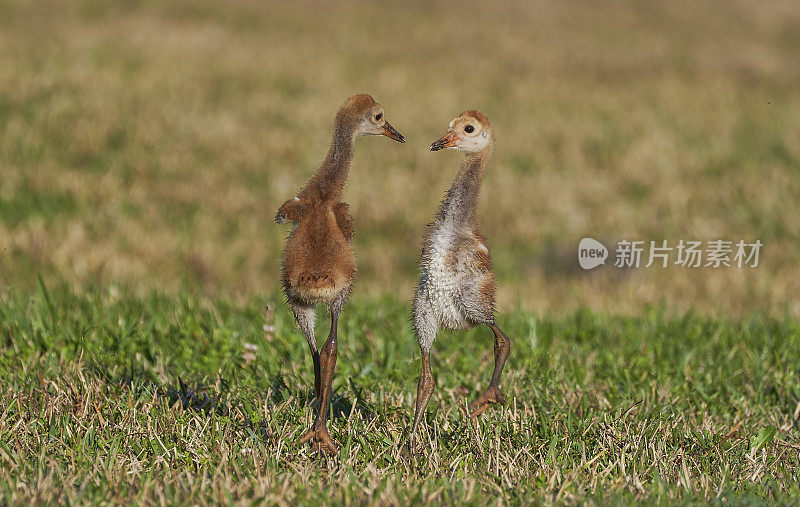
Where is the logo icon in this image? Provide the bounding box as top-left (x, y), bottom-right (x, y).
top-left (578, 237), bottom-right (608, 270)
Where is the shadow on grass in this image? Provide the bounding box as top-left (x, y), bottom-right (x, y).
top-left (85, 359), bottom-right (377, 432)
top-left (89, 361), bottom-right (233, 415)
top-left (288, 375), bottom-right (377, 423)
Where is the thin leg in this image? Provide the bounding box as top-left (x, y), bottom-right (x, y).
top-left (291, 301), bottom-right (320, 398)
top-left (410, 293), bottom-right (438, 451)
top-left (412, 351), bottom-right (434, 437)
top-left (469, 322), bottom-right (511, 417)
top-left (296, 297), bottom-right (343, 455)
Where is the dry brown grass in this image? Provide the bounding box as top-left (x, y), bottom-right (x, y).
top-left (7, 361), bottom-right (798, 504)
top-left (1, 0), bottom-right (799, 316)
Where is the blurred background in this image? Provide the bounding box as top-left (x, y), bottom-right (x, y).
top-left (0, 0), bottom-right (798, 316)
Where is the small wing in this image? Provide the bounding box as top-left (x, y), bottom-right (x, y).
top-left (470, 243), bottom-right (493, 274)
top-left (456, 234), bottom-right (493, 275)
top-left (333, 202), bottom-right (354, 241)
top-left (275, 197), bottom-right (308, 224)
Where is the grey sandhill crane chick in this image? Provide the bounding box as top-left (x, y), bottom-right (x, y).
top-left (411, 110), bottom-right (511, 437)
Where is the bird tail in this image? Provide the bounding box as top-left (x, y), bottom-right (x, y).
top-left (288, 271), bottom-right (345, 302)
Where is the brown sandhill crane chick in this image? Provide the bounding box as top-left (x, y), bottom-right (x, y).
top-left (411, 110), bottom-right (511, 437)
top-left (275, 94), bottom-right (404, 454)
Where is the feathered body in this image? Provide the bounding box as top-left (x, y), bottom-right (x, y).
top-left (414, 151), bottom-right (496, 338)
top-left (414, 110), bottom-right (496, 350)
top-left (275, 94), bottom-right (404, 454)
top-left (411, 110), bottom-right (511, 440)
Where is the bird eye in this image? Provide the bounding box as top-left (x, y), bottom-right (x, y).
top-left (375, 113), bottom-right (382, 121)
top-left (464, 125), bottom-right (474, 133)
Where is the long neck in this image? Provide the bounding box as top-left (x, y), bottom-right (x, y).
top-left (437, 146), bottom-right (493, 223)
top-left (301, 116), bottom-right (356, 203)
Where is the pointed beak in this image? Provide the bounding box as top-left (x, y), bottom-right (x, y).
top-left (381, 122), bottom-right (405, 143)
top-left (430, 131), bottom-right (460, 151)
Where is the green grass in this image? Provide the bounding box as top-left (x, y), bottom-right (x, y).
top-left (1, 1), bottom-right (799, 502)
top-left (1, 284), bottom-right (798, 503)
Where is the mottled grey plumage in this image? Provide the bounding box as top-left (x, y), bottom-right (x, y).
top-left (411, 110), bottom-right (512, 441)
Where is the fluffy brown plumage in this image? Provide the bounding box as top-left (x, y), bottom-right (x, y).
top-left (275, 93), bottom-right (404, 454)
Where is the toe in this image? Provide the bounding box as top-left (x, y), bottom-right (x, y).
top-left (491, 386), bottom-right (507, 405)
top-left (296, 429), bottom-right (315, 445)
top-left (297, 428), bottom-right (339, 456)
top-left (318, 433), bottom-right (339, 455)
top-left (468, 386), bottom-right (506, 417)
top-left (469, 401), bottom-right (490, 417)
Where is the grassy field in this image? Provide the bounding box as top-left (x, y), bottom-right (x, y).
top-left (0, 0), bottom-right (798, 315)
top-left (1, 285), bottom-right (799, 503)
top-left (0, 290), bottom-right (800, 503)
top-left (2, 0), bottom-right (800, 504)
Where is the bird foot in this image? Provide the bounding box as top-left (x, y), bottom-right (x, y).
top-left (469, 385), bottom-right (506, 417)
top-left (403, 434), bottom-right (425, 457)
top-left (296, 426), bottom-right (339, 455)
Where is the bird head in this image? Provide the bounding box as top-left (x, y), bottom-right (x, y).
top-left (339, 93), bottom-right (405, 143)
top-left (430, 110), bottom-right (492, 153)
